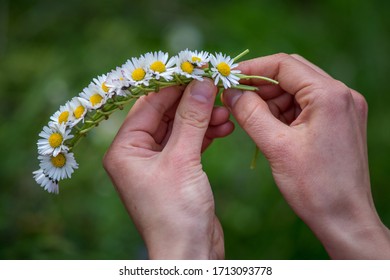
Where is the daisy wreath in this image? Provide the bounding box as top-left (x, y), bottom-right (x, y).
top-left (33, 49), bottom-right (278, 194)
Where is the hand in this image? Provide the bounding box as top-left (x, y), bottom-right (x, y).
top-left (103, 79), bottom-right (233, 259)
top-left (222, 53), bottom-right (390, 259)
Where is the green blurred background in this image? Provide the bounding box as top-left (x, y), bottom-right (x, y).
top-left (1, 0), bottom-right (389, 259)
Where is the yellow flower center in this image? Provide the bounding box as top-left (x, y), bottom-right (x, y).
top-left (58, 111), bottom-right (69, 124)
top-left (217, 62), bottom-right (231, 77)
top-left (132, 68), bottom-right (146, 81)
top-left (74, 105), bottom-right (85, 119)
top-left (49, 133), bottom-right (63, 148)
top-left (150, 61), bottom-right (166, 73)
top-left (192, 56), bottom-right (201, 63)
top-left (51, 153), bottom-right (66, 168)
top-left (181, 61), bottom-right (194, 74)
top-left (90, 94), bottom-right (103, 106)
top-left (101, 82), bottom-right (109, 93)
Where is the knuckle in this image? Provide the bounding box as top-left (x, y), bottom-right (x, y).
top-left (274, 52), bottom-right (291, 61)
top-left (317, 80), bottom-right (369, 124)
top-left (290, 53), bottom-right (303, 60)
top-left (177, 109), bottom-right (209, 129)
top-left (353, 92), bottom-right (368, 118)
top-left (102, 149), bottom-right (115, 173)
top-left (275, 52), bottom-right (289, 58)
top-left (102, 146), bottom-right (124, 175)
top-left (238, 102), bottom-right (263, 131)
top-left (320, 80), bottom-right (353, 109)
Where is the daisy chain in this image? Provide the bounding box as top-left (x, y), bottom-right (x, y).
top-left (33, 49), bottom-right (278, 194)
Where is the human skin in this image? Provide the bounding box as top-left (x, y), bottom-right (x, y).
top-left (103, 79), bottom-right (230, 259)
top-left (222, 53), bottom-right (390, 259)
top-left (104, 53), bottom-right (390, 259)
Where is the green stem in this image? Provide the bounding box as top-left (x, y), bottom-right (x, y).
top-left (237, 74), bottom-right (279, 85)
top-left (174, 74), bottom-right (184, 85)
top-left (250, 145), bottom-right (260, 170)
top-left (233, 49), bottom-right (250, 62)
top-left (232, 84), bottom-right (259, 91)
top-left (113, 98), bottom-right (138, 106)
top-left (97, 109), bottom-right (114, 116)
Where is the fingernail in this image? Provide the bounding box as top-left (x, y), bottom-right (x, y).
top-left (189, 79), bottom-right (215, 103)
top-left (223, 88), bottom-right (243, 109)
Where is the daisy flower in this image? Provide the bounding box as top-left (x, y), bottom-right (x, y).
top-left (68, 97), bottom-right (89, 126)
top-left (80, 82), bottom-right (107, 110)
top-left (33, 169), bottom-right (59, 194)
top-left (210, 52), bottom-right (241, 89)
top-left (105, 67), bottom-right (130, 97)
top-left (144, 51), bottom-right (175, 81)
top-left (189, 50), bottom-right (210, 67)
top-left (93, 74), bottom-right (114, 99)
top-left (39, 152), bottom-right (78, 182)
top-left (174, 49), bottom-right (205, 81)
top-left (37, 123), bottom-right (73, 157)
top-left (122, 56), bottom-right (151, 86)
top-left (49, 102), bottom-right (74, 127)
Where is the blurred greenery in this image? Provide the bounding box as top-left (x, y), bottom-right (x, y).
top-left (1, 0), bottom-right (389, 259)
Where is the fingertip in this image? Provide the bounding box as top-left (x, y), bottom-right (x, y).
top-left (205, 121), bottom-right (235, 139)
top-left (222, 88), bottom-right (244, 111)
top-left (210, 106), bottom-right (230, 126)
top-left (202, 121), bottom-right (235, 152)
top-left (188, 78), bottom-right (217, 104)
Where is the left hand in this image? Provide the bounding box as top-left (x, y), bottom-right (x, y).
top-left (103, 79), bottom-right (233, 259)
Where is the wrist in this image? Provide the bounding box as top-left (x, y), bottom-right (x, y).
top-left (142, 213), bottom-right (224, 260)
top-left (146, 225), bottom-right (214, 260)
top-left (307, 207), bottom-right (390, 259)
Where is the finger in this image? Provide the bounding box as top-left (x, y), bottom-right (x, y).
top-left (290, 54), bottom-right (333, 78)
top-left (114, 86), bottom-right (183, 148)
top-left (209, 106), bottom-right (230, 126)
top-left (202, 121), bottom-right (235, 152)
top-left (237, 53), bottom-right (340, 111)
top-left (290, 54), bottom-right (368, 135)
top-left (164, 78), bottom-right (217, 156)
top-left (266, 92), bottom-right (300, 125)
top-left (205, 121), bottom-right (235, 139)
top-left (152, 98), bottom-right (180, 145)
top-left (222, 88), bottom-right (289, 155)
top-left (160, 106), bottom-right (236, 150)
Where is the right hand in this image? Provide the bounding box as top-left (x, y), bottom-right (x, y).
top-left (222, 53), bottom-right (390, 259)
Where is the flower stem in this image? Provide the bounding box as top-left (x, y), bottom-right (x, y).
top-left (250, 145), bottom-right (260, 170)
top-left (232, 84), bottom-right (259, 91)
top-left (233, 49), bottom-right (250, 62)
top-left (237, 74), bottom-right (279, 85)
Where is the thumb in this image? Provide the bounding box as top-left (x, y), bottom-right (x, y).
top-left (222, 89), bottom-right (288, 155)
top-left (165, 78), bottom-right (217, 156)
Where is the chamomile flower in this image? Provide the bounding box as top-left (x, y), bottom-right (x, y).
top-left (210, 53), bottom-right (241, 89)
top-left (93, 74), bottom-right (114, 99)
top-left (105, 67), bottom-right (130, 96)
top-left (39, 152), bottom-right (78, 182)
top-left (144, 51), bottom-right (175, 81)
top-left (37, 123), bottom-right (73, 157)
top-left (49, 102), bottom-right (74, 127)
top-left (68, 97), bottom-right (89, 126)
top-left (123, 56), bottom-right (151, 86)
top-left (33, 169), bottom-right (59, 194)
top-left (189, 50), bottom-right (210, 67)
top-left (174, 49), bottom-right (205, 81)
top-left (80, 82), bottom-right (107, 110)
